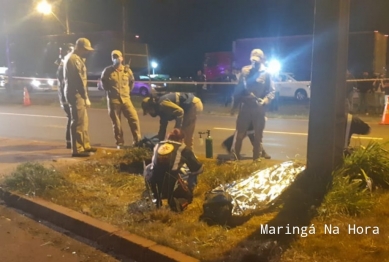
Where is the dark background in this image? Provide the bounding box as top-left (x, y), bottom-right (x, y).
top-left (1, 0), bottom-right (389, 77)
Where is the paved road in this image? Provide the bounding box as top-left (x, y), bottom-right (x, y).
top-left (0, 105), bottom-right (386, 161)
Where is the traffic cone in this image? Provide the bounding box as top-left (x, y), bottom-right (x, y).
top-left (379, 95), bottom-right (389, 125)
top-left (23, 87), bottom-right (31, 106)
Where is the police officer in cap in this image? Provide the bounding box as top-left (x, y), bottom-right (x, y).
top-left (231, 49), bottom-right (275, 161)
top-left (63, 38), bottom-right (96, 157)
top-left (56, 43), bottom-right (74, 149)
top-left (101, 50), bottom-right (141, 149)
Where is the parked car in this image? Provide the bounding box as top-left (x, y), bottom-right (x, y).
top-left (27, 78), bottom-right (57, 92)
top-left (96, 74), bottom-right (164, 97)
top-left (272, 73), bottom-right (311, 101)
top-left (0, 75), bottom-right (7, 88)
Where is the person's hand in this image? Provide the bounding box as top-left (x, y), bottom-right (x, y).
top-left (257, 98), bottom-right (265, 105)
top-left (85, 98), bottom-right (91, 108)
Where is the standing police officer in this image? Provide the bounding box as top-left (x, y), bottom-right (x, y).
top-left (56, 43), bottom-right (74, 149)
top-left (141, 92), bottom-right (203, 150)
top-left (63, 38), bottom-right (96, 157)
top-left (101, 50), bottom-right (141, 149)
top-left (231, 49), bottom-right (275, 161)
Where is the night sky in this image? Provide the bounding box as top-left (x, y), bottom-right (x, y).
top-left (2, 0), bottom-right (389, 76)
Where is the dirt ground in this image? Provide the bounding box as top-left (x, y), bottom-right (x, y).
top-left (0, 137), bottom-right (127, 262)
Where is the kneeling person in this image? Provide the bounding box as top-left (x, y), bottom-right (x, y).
top-left (145, 128), bottom-right (203, 212)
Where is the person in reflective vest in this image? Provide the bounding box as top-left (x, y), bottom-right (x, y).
top-left (144, 128), bottom-right (204, 212)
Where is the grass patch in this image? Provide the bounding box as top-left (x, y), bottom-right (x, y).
top-left (281, 142), bottom-right (389, 262)
top-left (0, 150), bottom-right (280, 261)
top-left (3, 142), bottom-right (389, 261)
top-left (3, 162), bottom-right (71, 197)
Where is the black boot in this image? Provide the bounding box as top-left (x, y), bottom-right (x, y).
top-left (261, 149), bottom-right (271, 159)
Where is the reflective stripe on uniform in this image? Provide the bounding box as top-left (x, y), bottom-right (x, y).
top-left (172, 143), bottom-right (186, 170)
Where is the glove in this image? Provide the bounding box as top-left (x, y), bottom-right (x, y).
top-left (257, 98), bottom-right (265, 105)
top-left (258, 97), bottom-right (269, 106)
top-left (85, 98), bottom-right (91, 108)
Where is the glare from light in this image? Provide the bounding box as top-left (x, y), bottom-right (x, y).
top-left (31, 79), bottom-right (41, 86)
top-left (267, 60), bottom-right (281, 74)
top-left (47, 79), bottom-right (54, 86)
top-left (37, 1), bottom-right (52, 15)
top-left (151, 61), bottom-right (158, 69)
top-left (151, 84), bottom-right (156, 88)
top-left (135, 35), bottom-right (140, 39)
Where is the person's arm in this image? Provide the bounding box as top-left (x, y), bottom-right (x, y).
top-left (231, 74), bottom-right (246, 114)
top-left (183, 149), bottom-right (204, 175)
top-left (100, 67), bottom-right (110, 91)
top-left (159, 100), bottom-right (184, 128)
top-left (262, 73), bottom-right (276, 105)
top-left (158, 117), bottom-right (168, 141)
top-left (66, 57), bottom-right (88, 100)
top-left (127, 67), bottom-right (135, 91)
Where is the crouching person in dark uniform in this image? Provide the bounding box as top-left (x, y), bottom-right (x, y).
top-left (142, 92), bottom-right (203, 150)
top-left (144, 128), bottom-right (204, 212)
top-left (56, 43), bottom-right (74, 149)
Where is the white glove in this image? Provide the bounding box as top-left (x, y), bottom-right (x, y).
top-left (257, 98), bottom-right (265, 105)
top-left (85, 98), bottom-right (91, 108)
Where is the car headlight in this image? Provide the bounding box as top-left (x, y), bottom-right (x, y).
top-left (151, 84), bottom-right (156, 88)
top-left (31, 79), bottom-right (41, 86)
top-left (47, 80), bottom-right (54, 86)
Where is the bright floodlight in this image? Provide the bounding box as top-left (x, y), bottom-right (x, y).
top-left (151, 61), bottom-right (158, 69)
top-left (37, 1), bottom-right (52, 15)
top-left (267, 60), bottom-right (281, 74)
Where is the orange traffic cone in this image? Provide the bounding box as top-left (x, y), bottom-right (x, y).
top-left (23, 87), bottom-right (31, 106)
top-left (380, 95), bottom-right (389, 125)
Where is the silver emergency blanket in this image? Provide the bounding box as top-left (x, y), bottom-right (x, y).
top-left (215, 161), bottom-right (305, 216)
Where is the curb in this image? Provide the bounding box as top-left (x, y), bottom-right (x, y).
top-left (0, 188), bottom-right (199, 262)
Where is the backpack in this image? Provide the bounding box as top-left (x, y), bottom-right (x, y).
top-left (201, 189), bottom-right (233, 225)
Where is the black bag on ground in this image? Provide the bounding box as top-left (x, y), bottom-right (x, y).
top-left (169, 176), bottom-right (193, 212)
top-left (201, 189), bottom-right (233, 225)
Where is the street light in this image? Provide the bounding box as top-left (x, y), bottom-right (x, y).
top-left (151, 61), bottom-right (158, 75)
top-left (36, 0), bottom-right (70, 35)
top-left (37, 1), bottom-right (52, 15)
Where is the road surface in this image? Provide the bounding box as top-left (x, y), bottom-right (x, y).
top-left (0, 105), bottom-right (385, 161)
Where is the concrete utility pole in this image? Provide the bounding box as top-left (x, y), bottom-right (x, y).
top-left (306, 0), bottom-right (350, 175)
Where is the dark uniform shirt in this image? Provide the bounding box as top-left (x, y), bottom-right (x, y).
top-left (63, 52), bottom-right (88, 101)
top-left (233, 65), bottom-right (275, 111)
top-left (100, 65), bottom-right (134, 104)
top-left (56, 60), bottom-right (67, 105)
top-left (157, 93), bottom-right (195, 140)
